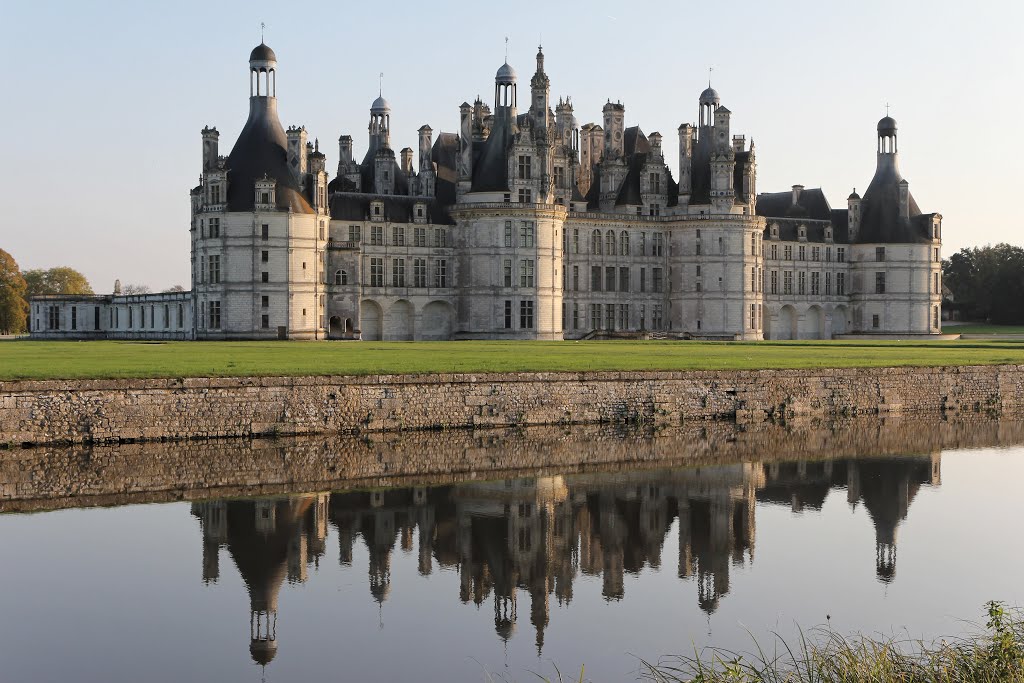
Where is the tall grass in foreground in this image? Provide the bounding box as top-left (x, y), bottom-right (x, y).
top-left (639, 602), bottom-right (1024, 683)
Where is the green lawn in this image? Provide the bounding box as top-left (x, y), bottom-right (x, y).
top-left (944, 324), bottom-right (1024, 334)
top-left (1, 339), bottom-right (1024, 380)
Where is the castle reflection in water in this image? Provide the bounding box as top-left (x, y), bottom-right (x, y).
top-left (190, 454), bottom-right (940, 666)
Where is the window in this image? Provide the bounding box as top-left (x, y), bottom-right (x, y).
top-left (433, 228), bottom-right (446, 247)
top-left (650, 172), bottom-right (661, 194)
top-left (261, 295), bottom-right (269, 308)
top-left (573, 228), bottom-right (579, 254)
top-left (208, 255), bottom-right (220, 284)
top-left (798, 245), bottom-right (806, 261)
top-left (392, 258), bottom-right (406, 287)
top-left (620, 231), bottom-right (630, 255)
top-left (798, 271), bottom-right (806, 294)
top-left (572, 302), bottom-right (580, 330)
top-left (335, 270), bottom-right (347, 285)
top-left (770, 270), bottom-right (778, 294)
top-left (872, 314), bottom-right (880, 329)
top-left (208, 300), bottom-right (221, 329)
top-left (392, 226), bottom-right (405, 246)
top-left (875, 272), bottom-right (886, 294)
top-left (503, 259), bottom-right (513, 287)
top-left (209, 218), bottom-right (220, 239)
top-left (520, 300), bottom-right (534, 329)
top-left (604, 266), bottom-right (615, 292)
top-left (639, 267), bottom-right (646, 292)
top-left (554, 166), bottom-right (565, 189)
top-left (258, 224), bottom-right (268, 240)
top-left (349, 225), bottom-right (361, 242)
top-left (653, 232), bottom-right (664, 256)
top-left (652, 304), bottom-right (664, 331)
top-left (811, 271), bottom-right (820, 295)
top-left (370, 258), bottom-right (384, 287)
top-left (652, 267), bottom-right (664, 293)
top-left (619, 267), bottom-right (629, 292)
top-left (572, 265), bottom-right (579, 290)
top-left (503, 193), bottom-right (511, 204)
top-left (517, 155), bottom-right (532, 180)
top-left (605, 304), bottom-right (615, 331)
top-left (783, 271), bottom-right (793, 295)
top-left (591, 230), bottom-right (602, 254)
top-left (718, 236), bottom-right (724, 253)
top-left (750, 304), bottom-right (756, 330)
top-left (504, 300), bottom-right (513, 329)
top-left (934, 271), bottom-right (940, 294)
top-left (751, 267), bottom-right (757, 292)
top-left (826, 246), bottom-right (832, 262)
top-left (503, 221), bottom-right (514, 248)
top-left (591, 266), bottom-right (602, 291)
top-left (784, 245), bottom-right (793, 260)
top-left (934, 247), bottom-right (940, 263)
top-left (413, 258), bottom-right (427, 287)
top-left (414, 227), bottom-right (427, 247)
top-left (261, 271), bottom-right (269, 283)
top-left (261, 250), bottom-right (269, 263)
top-left (876, 246), bottom-right (886, 262)
top-left (371, 225), bottom-right (383, 245)
top-left (825, 272), bottom-right (832, 295)
top-left (434, 259), bottom-right (448, 288)
top-left (127, 306), bottom-right (133, 329)
top-left (836, 272), bottom-right (846, 295)
top-left (519, 222), bottom-right (535, 248)
top-left (261, 314), bottom-right (270, 329)
top-left (837, 247), bottom-right (846, 262)
top-left (70, 306), bottom-right (77, 330)
top-left (319, 226), bottom-right (325, 241)
top-left (520, 259), bottom-right (535, 288)
top-left (639, 304), bottom-right (646, 331)
top-left (177, 304), bottom-right (183, 328)
top-left (751, 233), bottom-right (757, 256)
top-left (934, 306), bottom-right (940, 329)
top-left (770, 244), bottom-right (778, 260)
top-left (518, 188), bottom-right (532, 203)
top-left (640, 232), bottom-right (647, 255)
top-left (811, 246), bottom-right (820, 261)
top-left (210, 184), bottom-right (221, 204)
top-left (618, 304), bottom-right (629, 330)
top-left (605, 230), bottom-right (615, 255)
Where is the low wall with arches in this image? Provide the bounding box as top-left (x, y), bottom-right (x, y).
top-left (2, 364), bottom-right (1023, 446)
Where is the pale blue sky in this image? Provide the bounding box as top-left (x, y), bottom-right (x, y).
top-left (3, 0), bottom-right (1020, 292)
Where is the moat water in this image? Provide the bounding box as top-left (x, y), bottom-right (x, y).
top-left (1, 419), bottom-right (1024, 682)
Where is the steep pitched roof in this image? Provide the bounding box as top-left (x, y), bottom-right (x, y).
top-left (856, 158), bottom-right (929, 244)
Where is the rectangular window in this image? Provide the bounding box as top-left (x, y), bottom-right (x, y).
top-left (349, 225), bottom-right (361, 242)
top-left (504, 221), bottom-right (513, 247)
top-left (811, 271), bottom-right (820, 295)
top-left (751, 233), bottom-right (757, 256)
top-left (605, 303), bottom-right (615, 331)
top-left (750, 304), bottom-right (756, 330)
top-left (650, 172), bottom-right (661, 194)
top-left (934, 271), bottom-right (940, 294)
top-left (414, 227), bottom-right (427, 247)
top-left (572, 302), bottom-right (579, 330)
top-left (261, 224), bottom-right (269, 240)
top-left (392, 258), bottom-right (406, 287)
top-left (370, 257), bottom-right (384, 287)
top-left (619, 267), bottom-right (629, 293)
top-left (572, 265), bottom-right (579, 291)
top-left (605, 266), bottom-right (616, 292)
top-left (261, 314), bottom-right (269, 329)
top-left (652, 267), bottom-right (664, 293)
top-left (70, 306), bottom-right (77, 330)
top-left (836, 272), bottom-right (846, 295)
top-left (826, 246), bottom-right (832, 262)
top-left (518, 188), bottom-right (532, 203)
top-left (573, 228), bottom-right (579, 254)
top-left (652, 304), bottom-right (664, 331)
top-left (520, 300), bottom-right (534, 329)
top-left (811, 246), bottom-right (820, 261)
top-left (392, 226), bottom-right (405, 247)
top-left (640, 232), bottom-right (647, 256)
top-left (876, 246), bottom-right (886, 262)
top-left (770, 270), bottom-right (779, 294)
top-left (209, 218), bottom-right (220, 239)
top-left (837, 247), bottom-right (846, 263)
top-left (653, 232), bottom-right (664, 256)
top-left (784, 245), bottom-right (793, 260)
top-left (504, 300), bottom-right (513, 329)
top-left (825, 272), bottom-right (832, 295)
top-left (770, 244), bottom-right (778, 260)
top-left (434, 259), bottom-right (447, 288)
top-left (590, 303), bottom-right (601, 330)
top-left (413, 258), bottom-right (427, 287)
top-left (261, 250), bottom-right (269, 263)
top-left (798, 271), bottom-right (806, 294)
top-left (798, 245), bottom-right (806, 261)
top-left (433, 228), bottom-right (446, 247)
top-left (261, 295), bottom-right (269, 308)
top-left (751, 267), bottom-right (757, 292)
top-left (784, 271), bottom-right (793, 295)
top-left (639, 304), bottom-right (646, 331)
top-left (517, 155), bottom-right (532, 180)
top-left (554, 166), bottom-right (565, 189)
top-left (208, 254), bottom-right (221, 284)
top-left (208, 301), bottom-right (221, 329)
top-left (520, 259), bottom-right (535, 288)
top-left (618, 304), bottom-right (629, 330)
top-left (934, 247), bottom-right (940, 263)
top-left (371, 225), bottom-right (383, 245)
top-left (591, 265), bottom-right (602, 291)
top-left (639, 267), bottom-right (646, 293)
top-left (875, 272), bottom-right (886, 294)
top-left (519, 221), bottom-right (535, 248)
top-left (872, 314), bottom-right (880, 329)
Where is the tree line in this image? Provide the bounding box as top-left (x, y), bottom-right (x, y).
top-left (0, 248), bottom-right (177, 334)
top-left (943, 243), bottom-right (1024, 325)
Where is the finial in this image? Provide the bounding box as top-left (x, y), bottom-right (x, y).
top-left (379, 72), bottom-right (383, 97)
top-left (708, 66), bottom-right (713, 88)
top-left (314, 138), bottom-right (319, 152)
top-left (260, 22), bottom-right (265, 42)
top-left (505, 36), bottom-right (509, 61)
top-left (886, 102), bottom-right (890, 116)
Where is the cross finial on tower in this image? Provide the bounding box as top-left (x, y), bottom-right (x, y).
top-left (260, 22), bottom-right (265, 42)
top-left (379, 72), bottom-right (383, 96)
top-left (505, 36), bottom-right (509, 61)
top-left (886, 102), bottom-right (891, 116)
top-left (708, 66), bottom-right (713, 88)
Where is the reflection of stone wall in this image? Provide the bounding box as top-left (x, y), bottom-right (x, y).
top-left (2, 415), bottom-right (1022, 512)
top-left (1, 365), bottom-right (1023, 445)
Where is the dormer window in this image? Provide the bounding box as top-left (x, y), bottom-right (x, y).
top-left (825, 227), bottom-right (833, 242)
top-left (254, 176), bottom-right (277, 209)
top-left (371, 200), bottom-right (384, 220)
top-left (414, 202), bottom-right (427, 223)
top-left (770, 223), bottom-right (779, 239)
top-left (798, 225), bottom-right (807, 241)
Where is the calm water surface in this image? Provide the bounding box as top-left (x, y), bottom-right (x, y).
top-left (1, 427), bottom-right (1023, 682)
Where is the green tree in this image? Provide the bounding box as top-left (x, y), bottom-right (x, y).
top-left (0, 249), bottom-right (29, 334)
top-left (943, 243), bottom-right (1024, 324)
top-left (22, 266), bottom-right (94, 298)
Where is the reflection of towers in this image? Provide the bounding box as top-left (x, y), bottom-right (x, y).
top-left (190, 493), bottom-right (329, 668)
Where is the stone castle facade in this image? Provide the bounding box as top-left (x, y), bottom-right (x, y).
top-left (31, 42), bottom-right (944, 341)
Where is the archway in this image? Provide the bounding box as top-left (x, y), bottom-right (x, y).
top-left (360, 300), bottom-right (383, 341)
top-left (832, 305), bottom-right (849, 337)
top-left (777, 305), bottom-right (797, 340)
top-left (802, 305), bottom-right (825, 340)
top-left (328, 316), bottom-right (343, 339)
top-left (384, 300), bottom-right (414, 341)
top-left (345, 318), bottom-right (354, 337)
top-left (420, 301), bottom-right (455, 341)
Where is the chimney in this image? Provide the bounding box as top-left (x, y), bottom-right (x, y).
top-left (400, 148), bottom-right (414, 175)
top-left (417, 125), bottom-right (433, 172)
top-left (791, 184), bottom-right (804, 207)
top-left (338, 135), bottom-right (353, 170)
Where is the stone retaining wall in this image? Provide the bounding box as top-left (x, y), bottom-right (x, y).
top-left (1, 365), bottom-right (1023, 445)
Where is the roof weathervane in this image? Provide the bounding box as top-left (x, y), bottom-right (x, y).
top-left (379, 72), bottom-right (383, 96)
top-left (505, 36), bottom-right (509, 61)
top-left (886, 102), bottom-right (891, 116)
top-left (260, 22), bottom-right (265, 42)
top-left (708, 66), bottom-right (713, 88)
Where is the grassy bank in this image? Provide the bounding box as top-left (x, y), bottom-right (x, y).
top-left (641, 602), bottom-right (1024, 683)
top-left (1, 339), bottom-right (1024, 380)
top-left (945, 324), bottom-right (1024, 334)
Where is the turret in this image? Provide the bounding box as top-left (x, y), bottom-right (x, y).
top-left (400, 147), bottom-right (414, 176)
top-left (848, 188), bottom-right (862, 241)
top-left (530, 46), bottom-right (550, 131)
top-left (677, 123), bottom-right (693, 197)
top-left (602, 101), bottom-right (625, 159)
top-left (337, 135), bottom-right (353, 172)
top-left (286, 125), bottom-right (308, 180)
top-left (458, 102), bottom-right (473, 194)
top-left (201, 126), bottom-right (220, 170)
top-left (369, 95), bottom-right (391, 151)
top-left (417, 125), bottom-right (435, 197)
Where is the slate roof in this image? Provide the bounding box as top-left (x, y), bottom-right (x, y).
top-left (225, 98), bottom-right (314, 214)
top-left (328, 193), bottom-right (454, 225)
top-left (756, 188), bottom-right (833, 221)
top-left (471, 118), bottom-right (512, 192)
top-left (856, 157), bottom-right (930, 244)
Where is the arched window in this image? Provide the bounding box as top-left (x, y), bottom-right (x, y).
top-left (335, 269), bottom-right (348, 285)
top-left (620, 231), bottom-right (630, 256)
top-left (605, 230), bottom-right (615, 256)
top-left (591, 230), bottom-right (602, 255)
